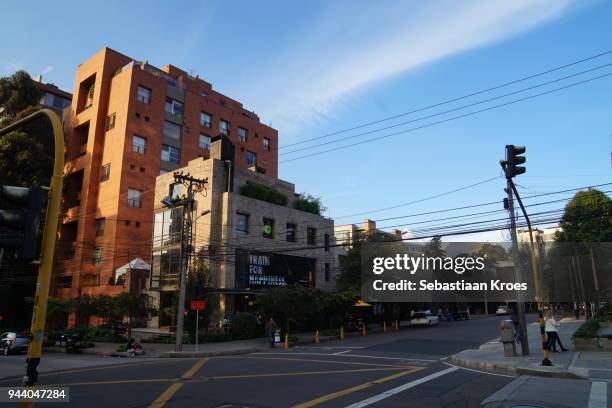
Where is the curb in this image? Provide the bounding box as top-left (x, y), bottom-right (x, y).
top-left (448, 353), bottom-right (586, 379)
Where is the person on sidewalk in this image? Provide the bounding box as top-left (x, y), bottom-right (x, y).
top-left (265, 318), bottom-right (278, 348)
top-left (545, 311), bottom-right (568, 352)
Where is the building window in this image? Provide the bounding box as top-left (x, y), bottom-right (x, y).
top-left (262, 218), bottom-right (274, 239)
top-left (286, 223), bottom-right (297, 242)
top-left (324, 234), bottom-right (330, 251)
top-left (105, 113), bottom-right (116, 131)
top-left (153, 208), bottom-right (182, 247)
top-left (165, 97), bottom-right (183, 116)
top-left (163, 120), bottom-right (181, 141)
top-left (307, 227), bottom-right (316, 245)
top-left (56, 275), bottom-right (72, 289)
top-left (238, 127), bottom-right (248, 142)
top-left (95, 218), bottom-right (105, 236)
top-left (137, 86), bottom-right (151, 104)
top-left (263, 137), bottom-right (271, 151)
top-left (219, 120), bottom-right (230, 135)
top-left (246, 150), bottom-right (257, 166)
top-left (161, 144), bottom-right (181, 164)
top-left (93, 247), bottom-right (103, 265)
top-left (127, 188), bottom-right (142, 208)
top-left (199, 134), bottom-right (211, 150)
top-left (100, 163), bottom-right (111, 181)
top-left (236, 213), bottom-right (249, 235)
top-left (325, 263), bottom-right (331, 281)
top-left (132, 135), bottom-right (146, 154)
top-left (169, 182), bottom-right (182, 199)
top-left (200, 112), bottom-right (212, 128)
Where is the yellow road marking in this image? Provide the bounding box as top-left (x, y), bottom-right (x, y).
top-left (211, 367), bottom-right (407, 380)
top-left (0, 359), bottom-right (191, 384)
top-left (148, 357), bottom-right (209, 408)
top-left (292, 367), bottom-right (424, 408)
top-left (243, 356), bottom-right (414, 369)
top-left (53, 378), bottom-right (178, 387)
top-left (149, 382), bottom-right (184, 408)
top-left (181, 357), bottom-right (209, 379)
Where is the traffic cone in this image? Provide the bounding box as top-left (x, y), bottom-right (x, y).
top-left (283, 333), bottom-right (289, 349)
top-left (315, 329), bottom-right (320, 344)
top-left (340, 326), bottom-right (345, 340)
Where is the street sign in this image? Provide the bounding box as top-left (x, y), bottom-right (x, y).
top-left (190, 300), bottom-right (206, 311)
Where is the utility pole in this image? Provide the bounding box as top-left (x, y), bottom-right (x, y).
top-left (171, 172), bottom-right (207, 352)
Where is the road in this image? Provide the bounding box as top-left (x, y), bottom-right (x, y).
top-left (0, 316), bottom-right (515, 407)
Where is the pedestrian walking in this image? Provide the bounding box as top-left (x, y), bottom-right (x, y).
top-left (265, 317), bottom-right (278, 348)
top-left (545, 311), bottom-right (568, 352)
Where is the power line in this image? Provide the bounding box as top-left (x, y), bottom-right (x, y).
top-left (279, 50), bottom-right (612, 150)
top-left (280, 62), bottom-right (612, 156)
top-left (280, 72), bottom-right (612, 163)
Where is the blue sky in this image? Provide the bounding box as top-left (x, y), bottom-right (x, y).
top-left (1, 0), bottom-right (611, 241)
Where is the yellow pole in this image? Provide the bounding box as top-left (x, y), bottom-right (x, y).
top-left (315, 329), bottom-right (320, 344)
top-left (340, 326), bottom-right (344, 340)
top-left (0, 110), bottom-right (64, 394)
top-left (283, 333), bottom-right (289, 349)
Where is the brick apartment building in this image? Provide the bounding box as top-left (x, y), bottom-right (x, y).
top-left (55, 47), bottom-right (278, 304)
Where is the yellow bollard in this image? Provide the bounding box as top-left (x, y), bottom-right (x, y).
top-left (340, 326), bottom-right (345, 340)
top-left (283, 333), bottom-right (289, 349)
top-left (315, 329), bottom-right (320, 344)
top-left (362, 324), bottom-right (367, 336)
top-left (383, 321), bottom-right (387, 332)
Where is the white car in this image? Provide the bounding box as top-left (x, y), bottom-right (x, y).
top-left (410, 311), bottom-right (439, 326)
top-left (496, 305), bottom-right (509, 315)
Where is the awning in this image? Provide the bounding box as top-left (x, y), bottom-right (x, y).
top-left (115, 258), bottom-right (151, 279)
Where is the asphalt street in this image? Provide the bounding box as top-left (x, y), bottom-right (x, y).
top-left (0, 316), bottom-right (516, 407)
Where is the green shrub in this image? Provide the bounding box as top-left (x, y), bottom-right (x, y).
top-left (240, 182), bottom-right (288, 206)
top-left (229, 313), bottom-right (264, 340)
top-left (293, 194), bottom-right (326, 215)
top-left (573, 317), bottom-right (607, 339)
top-left (82, 327), bottom-right (121, 343)
top-left (116, 344), bottom-right (128, 352)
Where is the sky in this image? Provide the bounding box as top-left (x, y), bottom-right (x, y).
top-left (1, 0), bottom-right (611, 242)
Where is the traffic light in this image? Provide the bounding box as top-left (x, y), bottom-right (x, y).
top-left (505, 145), bottom-right (526, 178)
top-left (0, 185), bottom-right (45, 260)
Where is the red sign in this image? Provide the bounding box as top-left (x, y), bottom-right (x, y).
top-left (190, 300), bottom-right (206, 311)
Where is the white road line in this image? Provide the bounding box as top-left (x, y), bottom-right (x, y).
top-left (344, 366), bottom-right (460, 408)
top-left (588, 381), bottom-right (607, 408)
top-left (333, 350), bottom-right (352, 355)
top-left (443, 362), bottom-right (516, 378)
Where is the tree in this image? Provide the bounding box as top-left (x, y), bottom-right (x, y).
top-left (424, 236), bottom-right (446, 258)
top-left (0, 71), bottom-right (53, 187)
top-left (555, 189), bottom-right (612, 243)
top-left (112, 292), bottom-right (157, 340)
top-left (45, 297), bottom-right (73, 331)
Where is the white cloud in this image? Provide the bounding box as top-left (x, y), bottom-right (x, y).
top-left (237, 0), bottom-right (574, 137)
top-left (40, 65), bottom-right (55, 76)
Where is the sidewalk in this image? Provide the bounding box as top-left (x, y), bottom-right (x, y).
top-left (450, 317), bottom-right (595, 379)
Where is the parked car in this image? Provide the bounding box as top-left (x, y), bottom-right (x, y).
top-left (0, 332), bottom-right (31, 355)
top-left (496, 305), bottom-right (510, 315)
top-left (410, 311), bottom-right (439, 326)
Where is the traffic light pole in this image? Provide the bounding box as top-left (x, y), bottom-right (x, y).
top-left (0, 109), bottom-right (64, 395)
top-left (505, 182), bottom-right (530, 356)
